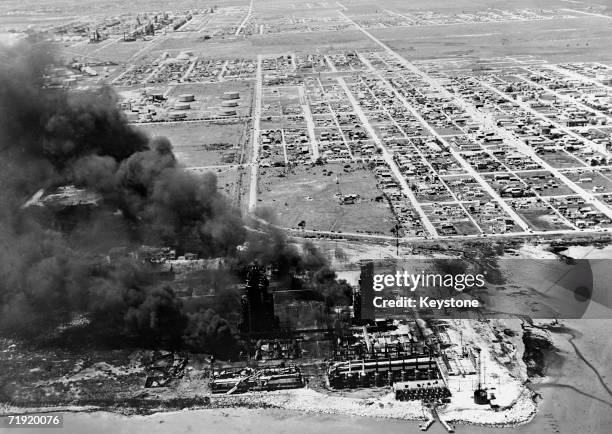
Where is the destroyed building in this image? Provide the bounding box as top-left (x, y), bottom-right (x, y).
top-left (144, 351), bottom-right (188, 388)
top-left (210, 365), bottom-right (304, 394)
top-left (239, 266), bottom-right (279, 334)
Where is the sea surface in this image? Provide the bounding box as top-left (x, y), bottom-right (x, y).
top-left (6, 395), bottom-right (607, 434)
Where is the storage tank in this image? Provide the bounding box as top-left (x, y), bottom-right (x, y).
top-left (178, 93), bottom-right (195, 102)
top-left (223, 91), bottom-right (240, 100)
top-left (169, 111), bottom-right (187, 120)
top-left (474, 389), bottom-right (489, 405)
top-left (221, 100), bottom-right (238, 107)
top-left (174, 102), bottom-right (191, 110)
top-left (219, 108), bottom-right (237, 116)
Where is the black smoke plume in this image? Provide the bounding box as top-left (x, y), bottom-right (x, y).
top-left (0, 41), bottom-right (242, 347)
top-left (0, 41), bottom-right (346, 356)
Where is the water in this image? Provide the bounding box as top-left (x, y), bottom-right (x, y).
top-left (32, 390), bottom-right (605, 434)
top-left (0, 409), bottom-right (497, 434)
top-left (7, 401), bottom-right (606, 434)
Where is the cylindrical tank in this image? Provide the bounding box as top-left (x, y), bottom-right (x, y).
top-left (474, 389), bottom-right (489, 405)
top-left (219, 108), bottom-right (237, 116)
top-left (223, 91), bottom-right (240, 100)
top-left (174, 102), bottom-right (191, 110)
top-left (178, 93), bottom-right (195, 102)
top-left (221, 100), bottom-right (238, 107)
top-left (169, 111), bottom-right (187, 120)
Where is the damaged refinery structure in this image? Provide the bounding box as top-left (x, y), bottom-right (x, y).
top-left (200, 259), bottom-right (504, 418)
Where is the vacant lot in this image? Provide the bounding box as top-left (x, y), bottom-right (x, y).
top-left (375, 13), bottom-right (612, 63)
top-left (516, 208), bottom-right (572, 231)
top-left (257, 163), bottom-right (395, 234)
top-left (139, 121), bottom-right (248, 167)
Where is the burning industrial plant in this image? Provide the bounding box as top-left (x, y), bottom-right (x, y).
top-left (0, 41), bottom-right (346, 356)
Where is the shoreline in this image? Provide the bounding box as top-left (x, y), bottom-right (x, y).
top-left (1, 384), bottom-right (539, 429)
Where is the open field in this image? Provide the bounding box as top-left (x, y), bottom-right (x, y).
top-left (139, 121), bottom-right (248, 167)
top-left (257, 163), bottom-right (396, 234)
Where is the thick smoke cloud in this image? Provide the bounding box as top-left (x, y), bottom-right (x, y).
top-left (183, 309), bottom-right (240, 360)
top-left (1, 41), bottom-right (244, 257)
top-left (242, 213), bottom-right (352, 307)
top-left (0, 41), bottom-right (346, 356)
top-left (0, 41), bottom-right (243, 346)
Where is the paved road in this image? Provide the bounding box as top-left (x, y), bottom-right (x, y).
top-left (252, 211), bottom-right (611, 242)
top-left (248, 55), bottom-right (263, 212)
top-left (299, 86), bottom-right (320, 161)
top-left (316, 77), bottom-right (355, 160)
top-left (236, 0), bottom-right (255, 36)
top-left (129, 31), bottom-right (167, 62)
top-left (285, 224), bottom-right (612, 242)
top-left (561, 8), bottom-right (612, 20)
